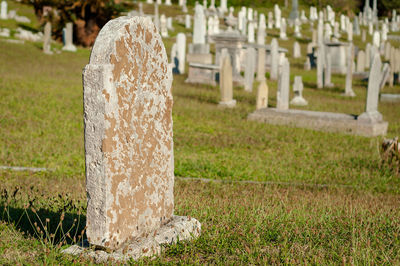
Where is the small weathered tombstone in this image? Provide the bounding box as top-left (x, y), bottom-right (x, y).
top-left (0, 0), bottom-right (7, 20)
top-left (154, 3), bottom-right (160, 30)
top-left (256, 47), bottom-right (266, 81)
top-left (244, 47), bottom-right (256, 92)
top-left (316, 46), bottom-right (324, 88)
top-left (361, 29), bottom-right (366, 42)
top-left (248, 22), bottom-right (255, 43)
top-left (358, 53), bottom-right (384, 123)
top-left (160, 14), bottom-right (168, 37)
top-left (185, 15), bottom-right (191, 29)
top-left (324, 50), bottom-right (333, 88)
top-left (293, 41), bottom-right (301, 58)
top-left (274, 5), bottom-right (281, 28)
top-left (379, 63), bottom-right (391, 89)
top-left (356, 50), bottom-right (366, 72)
top-left (43, 22), bottom-right (52, 55)
top-left (279, 18), bottom-right (287, 40)
top-left (289, 0), bottom-right (299, 21)
top-left (176, 33), bottom-right (186, 74)
top-left (62, 22), bottom-right (77, 52)
top-left (365, 43), bottom-right (371, 68)
top-left (344, 43), bottom-right (356, 97)
top-left (63, 16), bottom-right (201, 262)
top-left (277, 57), bottom-right (290, 110)
top-left (256, 79), bottom-right (269, 110)
top-left (270, 38), bottom-right (279, 80)
top-left (219, 54), bottom-right (236, 107)
top-left (290, 76), bottom-right (307, 106)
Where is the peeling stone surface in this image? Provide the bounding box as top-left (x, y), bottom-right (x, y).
top-left (83, 16), bottom-right (174, 250)
top-left (62, 216), bottom-right (201, 263)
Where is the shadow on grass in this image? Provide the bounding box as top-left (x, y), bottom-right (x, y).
top-left (17, 23), bottom-right (40, 33)
top-left (0, 189), bottom-right (86, 246)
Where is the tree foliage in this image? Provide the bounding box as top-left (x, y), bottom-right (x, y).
top-left (23, 0), bottom-right (126, 46)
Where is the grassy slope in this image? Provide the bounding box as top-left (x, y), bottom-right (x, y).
top-left (0, 0), bottom-right (399, 264)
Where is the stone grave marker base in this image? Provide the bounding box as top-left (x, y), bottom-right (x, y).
top-left (218, 99), bottom-right (236, 108)
top-left (62, 216), bottom-right (201, 263)
top-left (380, 93), bottom-right (400, 102)
top-left (248, 108), bottom-right (388, 137)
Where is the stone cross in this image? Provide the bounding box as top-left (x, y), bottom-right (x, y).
top-left (0, 0), bottom-right (7, 20)
top-left (277, 57), bottom-right (290, 110)
top-left (62, 22), bottom-right (77, 52)
top-left (344, 43), bottom-right (356, 96)
top-left (43, 22), bottom-right (52, 54)
top-left (244, 47), bottom-right (256, 92)
top-left (270, 38), bottom-right (279, 80)
top-left (358, 53), bottom-right (384, 123)
top-left (256, 79), bottom-right (269, 109)
top-left (219, 54), bottom-right (236, 107)
top-left (290, 76), bottom-right (307, 106)
top-left (82, 16), bottom-right (202, 254)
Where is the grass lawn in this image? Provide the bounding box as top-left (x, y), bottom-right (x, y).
top-left (0, 0), bottom-right (399, 264)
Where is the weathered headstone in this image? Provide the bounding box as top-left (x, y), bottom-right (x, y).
top-left (43, 22), bottom-right (52, 55)
top-left (289, 0), bottom-right (299, 21)
top-left (185, 15), bottom-right (191, 29)
top-left (219, 54), bottom-right (236, 107)
top-left (248, 22), bottom-right (255, 43)
top-left (154, 3), bottom-right (160, 30)
top-left (356, 50), bottom-right (366, 72)
top-left (317, 46), bottom-right (324, 88)
top-left (344, 43), bottom-right (356, 97)
top-left (290, 76), bottom-right (307, 106)
top-left (256, 47), bottom-right (266, 81)
top-left (293, 41), bottom-right (301, 58)
top-left (64, 16), bottom-right (201, 262)
top-left (274, 4), bottom-right (281, 28)
top-left (0, 0), bottom-right (7, 20)
top-left (62, 22), bottom-right (77, 52)
top-left (268, 11), bottom-right (273, 29)
top-left (244, 47), bottom-right (256, 92)
top-left (365, 43), bottom-right (371, 67)
top-left (280, 18), bottom-right (287, 40)
top-left (176, 33), bottom-right (186, 74)
top-left (277, 57), bottom-right (290, 110)
top-left (358, 53), bottom-right (384, 123)
top-left (270, 38), bottom-right (279, 80)
top-left (160, 14), bottom-right (168, 37)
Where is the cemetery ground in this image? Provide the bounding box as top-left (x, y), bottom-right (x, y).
top-left (1, 2), bottom-right (400, 264)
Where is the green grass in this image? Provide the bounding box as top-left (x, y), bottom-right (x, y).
top-left (0, 0), bottom-right (400, 264)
